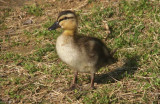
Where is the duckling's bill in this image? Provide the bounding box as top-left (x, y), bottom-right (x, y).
top-left (48, 21), bottom-right (60, 30)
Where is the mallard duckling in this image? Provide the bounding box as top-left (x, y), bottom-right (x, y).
top-left (48, 10), bottom-right (117, 89)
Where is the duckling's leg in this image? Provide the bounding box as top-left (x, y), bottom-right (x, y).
top-left (90, 73), bottom-right (95, 89)
top-left (72, 71), bottom-right (78, 85)
top-left (70, 71), bottom-right (78, 89)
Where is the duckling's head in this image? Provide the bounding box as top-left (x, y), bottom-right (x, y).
top-left (48, 10), bottom-right (77, 31)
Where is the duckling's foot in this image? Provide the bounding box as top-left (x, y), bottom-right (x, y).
top-left (69, 84), bottom-right (77, 90)
top-left (90, 86), bottom-right (96, 90)
top-left (68, 71), bottom-right (78, 90)
top-left (83, 84), bottom-right (96, 90)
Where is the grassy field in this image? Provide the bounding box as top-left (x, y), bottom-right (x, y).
top-left (0, 0), bottom-right (160, 103)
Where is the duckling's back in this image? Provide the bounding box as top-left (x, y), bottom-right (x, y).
top-left (56, 35), bottom-right (115, 73)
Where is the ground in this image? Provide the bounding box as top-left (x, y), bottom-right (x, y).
top-left (0, 0), bottom-right (160, 104)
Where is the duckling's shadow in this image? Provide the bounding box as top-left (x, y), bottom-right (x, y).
top-left (95, 56), bottom-right (139, 84)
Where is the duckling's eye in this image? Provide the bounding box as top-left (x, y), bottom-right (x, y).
top-left (64, 17), bottom-right (68, 20)
top-left (59, 17), bottom-right (74, 23)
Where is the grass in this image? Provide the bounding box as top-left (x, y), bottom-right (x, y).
top-left (0, 8), bottom-right (11, 30)
top-left (0, 0), bottom-right (160, 103)
top-left (23, 4), bottom-right (43, 16)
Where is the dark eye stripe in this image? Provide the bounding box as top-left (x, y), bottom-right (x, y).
top-left (59, 17), bottom-right (74, 23)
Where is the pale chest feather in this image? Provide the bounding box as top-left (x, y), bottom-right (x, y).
top-left (56, 35), bottom-right (81, 67)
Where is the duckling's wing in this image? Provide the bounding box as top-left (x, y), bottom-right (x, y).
top-left (75, 36), bottom-right (110, 61)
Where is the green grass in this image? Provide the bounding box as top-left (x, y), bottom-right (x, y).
top-left (83, 87), bottom-right (118, 104)
top-left (0, 0), bottom-right (159, 103)
top-left (0, 8), bottom-right (11, 24)
top-left (31, 43), bottom-right (55, 61)
top-left (24, 4), bottom-right (43, 16)
top-left (0, 52), bottom-right (21, 63)
top-left (0, 8), bottom-right (11, 30)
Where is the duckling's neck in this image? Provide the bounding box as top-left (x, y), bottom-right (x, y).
top-left (63, 29), bottom-right (77, 36)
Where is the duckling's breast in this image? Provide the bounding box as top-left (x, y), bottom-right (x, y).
top-left (56, 35), bottom-right (79, 65)
top-left (56, 35), bottom-right (92, 73)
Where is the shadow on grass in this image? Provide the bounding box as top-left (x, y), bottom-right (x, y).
top-left (95, 55), bottom-right (140, 84)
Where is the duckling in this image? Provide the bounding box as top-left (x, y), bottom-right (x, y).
top-left (48, 10), bottom-right (117, 89)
